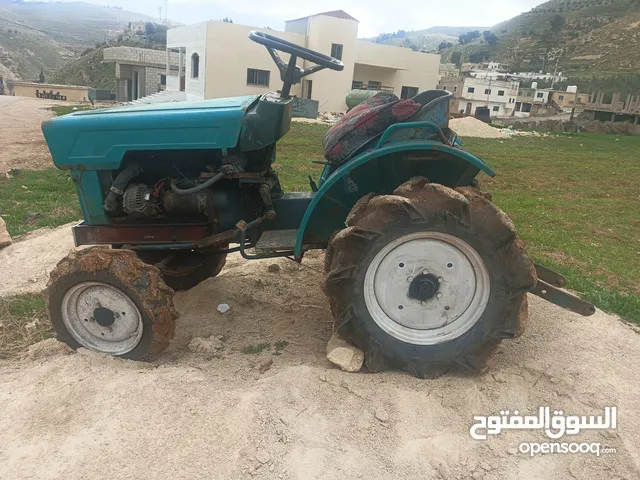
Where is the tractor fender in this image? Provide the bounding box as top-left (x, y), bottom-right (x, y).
top-left (294, 140), bottom-right (495, 257)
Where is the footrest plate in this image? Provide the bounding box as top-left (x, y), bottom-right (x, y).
top-left (255, 229), bottom-right (299, 251)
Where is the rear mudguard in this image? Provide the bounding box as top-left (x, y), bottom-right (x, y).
top-left (294, 140), bottom-right (495, 257)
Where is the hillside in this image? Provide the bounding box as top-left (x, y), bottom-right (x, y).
top-left (363, 26), bottom-right (489, 52)
top-left (0, 0), bottom-right (153, 80)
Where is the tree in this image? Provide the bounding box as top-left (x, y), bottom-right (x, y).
top-left (396, 29), bottom-right (406, 38)
top-left (38, 69), bottom-right (45, 84)
top-left (222, 17), bottom-right (233, 23)
top-left (483, 30), bottom-right (498, 47)
top-left (438, 41), bottom-right (453, 51)
top-left (451, 51), bottom-right (462, 67)
top-left (550, 14), bottom-right (565, 33)
top-left (145, 22), bottom-right (156, 35)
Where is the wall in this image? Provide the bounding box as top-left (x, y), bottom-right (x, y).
top-left (304, 15), bottom-right (358, 112)
top-left (202, 21), bottom-right (304, 99)
top-left (355, 41), bottom-right (440, 102)
top-left (104, 47), bottom-right (180, 67)
top-left (144, 66), bottom-right (166, 96)
top-left (284, 18), bottom-right (308, 35)
top-left (461, 77), bottom-right (518, 116)
top-left (352, 64), bottom-right (397, 91)
top-left (460, 99), bottom-right (511, 117)
top-left (13, 83), bottom-right (89, 102)
top-left (167, 22), bottom-right (208, 100)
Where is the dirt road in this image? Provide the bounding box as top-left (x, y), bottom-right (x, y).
top-left (0, 96), bottom-right (58, 174)
top-left (0, 228), bottom-right (639, 479)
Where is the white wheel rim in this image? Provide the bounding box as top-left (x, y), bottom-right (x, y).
top-left (61, 281), bottom-right (144, 355)
top-left (364, 232), bottom-right (490, 345)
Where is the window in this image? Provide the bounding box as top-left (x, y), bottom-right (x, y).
top-left (401, 86), bottom-right (419, 99)
top-left (468, 87), bottom-right (475, 93)
top-left (368, 80), bottom-right (381, 90)
top-left (497, 90), bottom-right (505, 96)
top-left (331, 43), bottom-right (343, 60)
top-left (160, 74), bottom-right (166, 85)
top-left (442, 85), bottom-right (447, 90)
top-left (492, 106), bottom-right (500, 112)
top-left (191, 53), bottom-right (199, 79)
top-left (558, 95), bottom-right (564, 100)
top-left (352, 80), bottom-right (363, 89)
top-left (247, 68), bottom-right (270, 87)
top-left (484, 89), bottom-right (491, 94)
top-left (536, 92), bottom-right (544, 98)
top-left (453, 86), bottom-right (457, 92)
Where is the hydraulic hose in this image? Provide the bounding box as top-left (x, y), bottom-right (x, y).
top-left (170, 172), bottom-right (224, 195)
top-left (104, 163), bottom-right (144, 211)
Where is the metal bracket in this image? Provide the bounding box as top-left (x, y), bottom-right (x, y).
top-left (531, 279), bottom-right (596, 317)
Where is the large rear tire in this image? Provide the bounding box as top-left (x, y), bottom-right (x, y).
top-left (324, 177), bottom-right (536, 378)
top-left (47, 247), bottom-right (177, 360)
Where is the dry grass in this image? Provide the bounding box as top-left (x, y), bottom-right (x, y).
top-left (0, 294), bottom-right (53, 359)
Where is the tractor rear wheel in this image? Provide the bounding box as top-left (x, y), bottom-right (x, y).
top-left (324, 177), bottom-right (536, 378)
top-left (47, 247), bottom-right (177, 360)
top-left (136, 249), bottom-right (228, 291)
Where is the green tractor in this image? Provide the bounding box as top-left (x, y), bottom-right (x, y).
top-left (41, 32), bottom-right (594, 377)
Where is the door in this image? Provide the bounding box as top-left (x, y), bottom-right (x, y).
top-left (133, 71), bottom-right (139, 101)
top-left (465, 102), bottom-right (472, 115)
top-left (304, 80), bottom-right (313, 99)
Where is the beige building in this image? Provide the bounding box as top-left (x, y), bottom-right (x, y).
top-left (550, 90), bottom-right (591, 110)
top-left (165, 10), bottom-right (441, 112)
top-left (104, 46), bottom-right (182, 102)
top-left (458, 77), bottom-right (519, 117)
top-left (12, 82), bottom-right (90, 102)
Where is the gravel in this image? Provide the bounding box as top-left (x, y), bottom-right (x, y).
top-left (450, 117), bottom-right (507, 138)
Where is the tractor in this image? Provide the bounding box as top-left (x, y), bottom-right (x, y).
top-left (41, 32), bottom-right (595, 378)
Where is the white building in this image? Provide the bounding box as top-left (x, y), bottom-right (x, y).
top-left (163, 10), bottom-right (441, 112)
top-left (459, 77), bottom-right (519, 117)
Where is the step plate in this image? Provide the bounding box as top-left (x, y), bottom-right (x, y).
top-left (255, 229), bottom-right (299, 251)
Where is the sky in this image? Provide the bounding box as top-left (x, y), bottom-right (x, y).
top-left (45, 0), bottom-right (545, 37)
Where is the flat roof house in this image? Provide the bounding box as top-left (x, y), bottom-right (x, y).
top-left (164, 10), bottom-right (441, 112)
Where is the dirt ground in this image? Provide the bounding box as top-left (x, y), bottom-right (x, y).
top-left (0, 96), bottom-right (59, 174)
top-left (0, 226), bottom-right (639, 479)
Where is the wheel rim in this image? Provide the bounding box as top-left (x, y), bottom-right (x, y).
top-left (61, 281), bottom-right (144, 355)
top-left (364, 231), bottom-right (490, 346)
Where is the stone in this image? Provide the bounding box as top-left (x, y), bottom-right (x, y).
top-left (188, 335), bottom-right (223, 357)
top-left (258, 359), bottom-right (273, 374)
top-left (27, 339), bottom-right (74, 359)
top-left (255, 450), bottom-right (270, 464)
top-left (326, 333), bottom-right (364, 373)
top-left (507, 447), bottom-right (518, 455)
top-left (268, 263), bottom-right (280, 273)
top-left (375, 408), bottom-right (390, 422)
top-left (217, 303), bottom-right (230, 314)
top-left (0, 216), bottom-right (12, 249)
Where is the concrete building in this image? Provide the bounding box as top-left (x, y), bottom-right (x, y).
top-left (458, 77), bottom-right (519, 117)
top-left (550, 88), bottom-right (591, 111)
top-left (582, 91), bottom-right (640, 124)
top-left (164, 10), bottom-right (441, 112)
top-left (12, 82), bottom-right (91, 102)
top-left (104, 46), bottom-right (182, 102)
top-left (438, 63), bottom-right (459, 77)
top-left (436, 75), bottom-right (464, 113)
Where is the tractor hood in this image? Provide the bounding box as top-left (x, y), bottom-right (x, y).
top-left (42, 95), bottom-right (261, 170)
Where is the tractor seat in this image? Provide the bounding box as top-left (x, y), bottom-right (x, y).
top-left (322, 90), bottom-right (447, 166)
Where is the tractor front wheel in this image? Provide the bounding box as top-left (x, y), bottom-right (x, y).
top-left (324, 177), bottom-right (536, 378)
top-left (47, 247), bottom-right (177, 360)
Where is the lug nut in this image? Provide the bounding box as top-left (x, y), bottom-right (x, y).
top-left (437, 293), bottom-right (443, 299)
top-left (422, 269), bottom-right (429, 275)
top-left (438, 277), bottom-right (444, 283)
top-left (407, 276), bottom-right (413, 282)
top-left (421, 301), bottom-right (427, 306)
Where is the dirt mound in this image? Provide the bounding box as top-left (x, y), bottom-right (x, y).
top-left (450, 117), bottom-right (506, 139)
top-left (0, 246), bottom-right (639, 479)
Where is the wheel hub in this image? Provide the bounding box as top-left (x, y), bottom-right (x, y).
top-left (408, 273), bottom-right (440, 301)
top-left (363, 231), bottom-right (491, 345)
top-left (61, 282), bottom-right (144, 355)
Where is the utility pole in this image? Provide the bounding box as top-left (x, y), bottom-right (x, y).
top-left (550, 48), bottom-right (562, 90)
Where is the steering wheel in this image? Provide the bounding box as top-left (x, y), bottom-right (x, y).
top-left (248, 31), bottom-right (344, 98)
